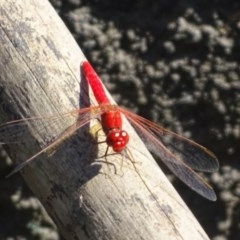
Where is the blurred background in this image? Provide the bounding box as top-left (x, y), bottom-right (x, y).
top-left (1, 0), bottom-right (240, 239)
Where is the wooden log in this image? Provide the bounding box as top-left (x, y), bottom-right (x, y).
top-left (0, 1), bottom-right (212, 239)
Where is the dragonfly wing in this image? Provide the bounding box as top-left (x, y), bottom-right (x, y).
top-left (120, 108), bottom-right (217, 200)
top-left (0, 107), bottom-right (99, 144)
top-left (0, 110), bottom-right (79, 144)
top-left (120, 108), bottom-right (219, 172)
top-left (2, 106), bottom-right (107, 177)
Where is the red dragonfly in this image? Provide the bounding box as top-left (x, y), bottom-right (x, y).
top-left (0, 61), bottom-right (219, 200)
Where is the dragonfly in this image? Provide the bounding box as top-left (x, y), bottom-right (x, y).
top-left (0, 61), bottom-right (219, 201)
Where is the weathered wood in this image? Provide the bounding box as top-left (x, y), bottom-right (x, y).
top-left (0, 1), bottom-right (211, 239)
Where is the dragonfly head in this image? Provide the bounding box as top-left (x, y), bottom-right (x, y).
top-left (106, 129), bottom-right (129, 152)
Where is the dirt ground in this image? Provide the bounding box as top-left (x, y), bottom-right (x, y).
top-left (1, 0), bottom-right (240, 239)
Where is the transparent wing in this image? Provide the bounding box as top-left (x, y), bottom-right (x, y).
top-left (1, 106), bottom-right (107, 177)
top-left (0, 109), bottom-right (81, 144)
top-left (120, 107), bottom-right (218, 201)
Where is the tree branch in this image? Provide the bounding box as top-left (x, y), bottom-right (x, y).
top-left (0, 1), bottom-right (211, 239)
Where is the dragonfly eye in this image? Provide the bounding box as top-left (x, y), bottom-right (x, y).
top-left (106, 130), bottom-right (129, 152)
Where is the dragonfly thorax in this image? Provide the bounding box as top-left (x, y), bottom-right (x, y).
top-left (101, 110), bottom-right (122, 133)
top-left (106, 129), bottom-right (129, 152)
